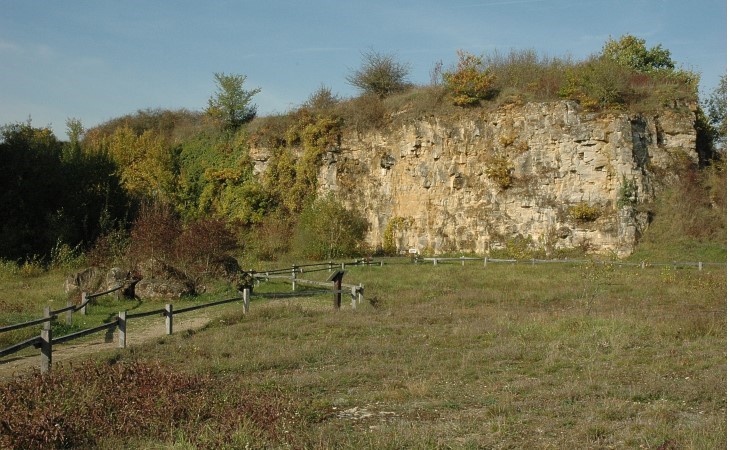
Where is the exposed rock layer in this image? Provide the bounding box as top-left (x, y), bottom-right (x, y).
top-left (254, 101), bottom-right (697, 256)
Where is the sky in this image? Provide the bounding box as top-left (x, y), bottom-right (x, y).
top-left (1, 0), bottom-right (726, 138)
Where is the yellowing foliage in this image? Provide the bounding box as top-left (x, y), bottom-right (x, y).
top-left (443, 50), bottom-right (496, 106)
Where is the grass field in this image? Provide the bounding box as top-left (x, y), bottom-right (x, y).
top-left (0, 259), bottom-right (725, 449)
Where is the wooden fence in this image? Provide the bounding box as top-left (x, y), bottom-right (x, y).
top-left (419, 256), bottom-right (724, 270)
top-left (0, 262), bottom-right (367, 374)
top-left (0, 255), bottom-right (723, 374)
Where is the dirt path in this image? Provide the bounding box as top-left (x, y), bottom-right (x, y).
top-left (0, 313), bottom-right (213, 379)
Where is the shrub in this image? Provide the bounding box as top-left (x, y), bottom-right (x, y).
top-left (346, 50), bottom-right (411, 98)
top-left (443, 50), bottom-right (497, 106)
top-left (486, 49), bottom-right (569, 101)
top-left (485, 155), bottom-right (514, 189)
top-left (127, 202), bottom-right (181, 267)
top-left (617, 175), bottom-right (638, 209)
top-left (569, 202), bottom-right (602, 223)
top-left (293, 194), bottom-right (368, 260)
top-left (0, 360), bottom-right (304, 449)
top-left (382, 216), bottom-right (412, 255)
top-left (175, 217), bottom-right (237, 279)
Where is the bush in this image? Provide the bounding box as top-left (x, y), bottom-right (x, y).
top-left (485, 155), bottom-right (514, 190)
top-left (443, 50), bottom-right (497, 106)
top-left (346, 50), bottom-right (411, 98)
top-left (127, 202), bottom-right (181, 267)
top-left (569, 202), bottom-right (602, 223)
top-left (0, 360), bottom-right (304, 449)
top-left (293, 194), bottom-right (369, 260)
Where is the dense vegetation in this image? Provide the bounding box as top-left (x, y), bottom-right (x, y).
top-left (0, 35), bottom-right (725, 270)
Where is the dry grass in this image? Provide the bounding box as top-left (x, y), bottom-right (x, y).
top-left (6, 261), bottom-right (714, 448)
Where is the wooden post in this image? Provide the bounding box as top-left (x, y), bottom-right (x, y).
top-left (165, 304), bottom-right (173, 335)
top-left (433, 258), bottom-right (437, 266)
top-left (698, 261), bottom-right (703, 271)
top-left (40, 307), bottom-right (52, 374)
top-left (351, 286), bottom-right (357, 310)
top-left (341, 262), bottom-right (345, 270)
top-left (461, 256), bottom-right (465, 266)
top-left (328, 270), bottom-right (346, 310)
top-left (358, 283), bottom-right (363, 304)
top-left (118, 311), bottom-right (127, 349)
top-left (242, 287), bottom-right (250, 314)
top-left (66, 299), bottom-right (73, 325)
top-left (81, 292), bottom-right (88, 315)
top-left (484, 257), bottom-right (488, 267)
top-left (329, 261), bottom-right (333, 271)
top-left (291, 264), bottom-right (297, 291)
top-left (641, 261), bottom-right (646, 269)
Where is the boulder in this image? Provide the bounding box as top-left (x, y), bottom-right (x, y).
top-left (134, 259), bottom-right (196, 300)
top-left (64, 267), bottom-right (104, 297)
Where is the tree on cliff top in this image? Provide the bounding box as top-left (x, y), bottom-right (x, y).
top-left (600, 35), bottom-right (675, 73)
top-left (346, 50), bottom-right (411, 98)
top-left (206, 73), bottom-right (261, 130)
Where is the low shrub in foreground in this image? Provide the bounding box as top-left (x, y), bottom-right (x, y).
top-left (0, 359), bottom-right (315, 449)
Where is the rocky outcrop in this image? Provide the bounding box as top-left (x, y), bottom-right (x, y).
top-left (252, 101), bottom-right (698, 257)
top-left (134, 259), bottom-right (196, 299)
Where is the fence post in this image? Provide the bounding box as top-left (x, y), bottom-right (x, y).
top-left (329, 261), bottom-right (333, 271)
top-left (358, 283), bottom-right (363, 304)
top-left (461, 256), bottom-right (465, 266)
top-left (118, 311), bottom-right (126, 349)
top-left (242, 287), bottom-right (250, 314)
top-left (698, 261), bottom-right (703, 271)
top-left (351, 286), bottom-right (357, 310)
top-left (328, 271), bottom-right (345, 310)
top-left (641, 261), bottom-right (646, 269)
top-left (433, 258), bottom-right (437, 266)
top-left (291, 264), bottom-right (297, 291)
top-left (81, 292), bottom-right (88, 315)
top-left (165, 304), bottom-right (173, 335)
top-left (40, 307), bottom-right (52, 374)
top-left (66, 299), bottom-right (73, 325)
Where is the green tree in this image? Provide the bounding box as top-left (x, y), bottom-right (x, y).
top-left (601, 34), bottom-right (675, 73)
top-left (0, 122), bottom-right (130, 261)
top-left (206, 72), bottom-right (261, 130)
top-left (704, 74), bottom-right (727, 152)
top-left (293, 194), bottom-right (369, 260)
top-left (65, 118), bottom-right (84, 153)
top-left (104, 126), bottom-right (178, 201)
top-left (346, 50), bottom-right (411, 98)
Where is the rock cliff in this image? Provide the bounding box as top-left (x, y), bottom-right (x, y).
top-left (253, 101), bottom-right (698, 257)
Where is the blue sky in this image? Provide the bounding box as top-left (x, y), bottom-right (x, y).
top-left (1, 0), bottom-right (726, 138)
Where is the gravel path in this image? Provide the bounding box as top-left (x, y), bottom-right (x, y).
top-left (0, 313), bottom-right (212, 379)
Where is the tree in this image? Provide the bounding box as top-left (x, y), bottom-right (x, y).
top-left (0, 122), bottom-right (130, 261)
top-left (346, 50), bottom-right (411, 98)
top-left (206, 72), bottom-right (261, 130)
top-left (704, 74), bottom-right (727, 152)
top-left (293, 194), bottom-right (369, 260)
top-left (105, 126), bottom-right (178, 201)
top-left (442, 50), bottom-right (496, 106)
top-left (601, 35), bottom-right (675, 73)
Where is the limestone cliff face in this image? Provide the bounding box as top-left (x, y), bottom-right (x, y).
top-left (254, 101), bottom-right (698, 257)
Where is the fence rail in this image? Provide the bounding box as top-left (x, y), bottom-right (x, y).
top-left (2, 255), bottom-right (723, 374)
top-left (0, 284), bottom-right (124, 336)
top-left (0, 264), bottom-right (365, 374)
